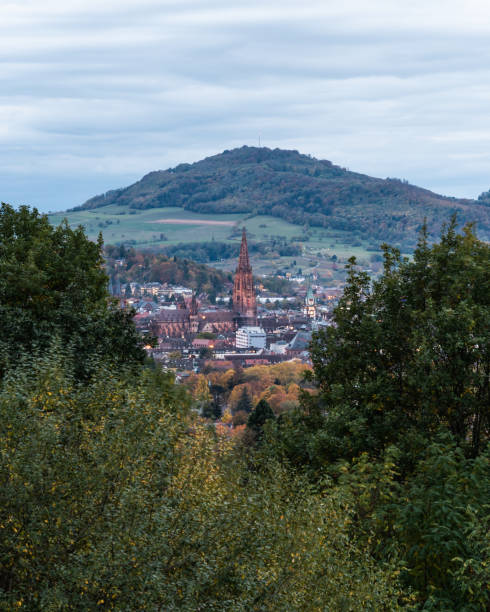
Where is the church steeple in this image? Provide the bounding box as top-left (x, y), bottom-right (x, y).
top-left (303, 275), bottom-right (317, 319)
top-left (233, 228), bottom-right (257, 326)
top-left (190, 292), bottom-right (198, 316)
top-left (238, 227), bottom-right (251, 271)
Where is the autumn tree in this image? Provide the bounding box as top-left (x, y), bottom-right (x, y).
top-left (0, 351), bottom-right (406, 610)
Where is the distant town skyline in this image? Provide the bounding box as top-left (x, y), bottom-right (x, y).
top-left (2, 0), bottom-right (490, 212)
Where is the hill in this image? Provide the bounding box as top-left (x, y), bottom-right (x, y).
top-left (104, 245), bottom-right (231, 297)
top-left (75, 146), bottom-right (490, 248)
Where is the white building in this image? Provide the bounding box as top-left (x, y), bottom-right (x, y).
top-left (269, 340), bottom-right (288, 354)
top-left (236, 326), bottom-right (266, 349)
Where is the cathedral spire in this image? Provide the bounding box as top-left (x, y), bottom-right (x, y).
top-left (190, 292), bottom-right (198, 316)
top-left (233, 228), bottom-right (257, 325)
top-left (238, 227), bottom-right (251, 271)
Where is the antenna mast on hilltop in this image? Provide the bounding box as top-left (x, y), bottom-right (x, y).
top-left (258, 134), bottom-right (261, 147)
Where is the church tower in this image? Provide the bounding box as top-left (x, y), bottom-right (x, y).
top-left (303, 276), bottom-right (317, 319)
top-left (233, 228), bottom-right (257, 326)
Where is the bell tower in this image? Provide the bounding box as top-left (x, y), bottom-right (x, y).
top-left (233, 228), bottom-right (257, 326)
top-left (303, 276), bottom-right (317, 319)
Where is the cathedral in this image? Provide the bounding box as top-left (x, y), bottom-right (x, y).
top-left (232, 228), bottom-right (257, 327)
top-left (151, 229), bottom-right (257, 339)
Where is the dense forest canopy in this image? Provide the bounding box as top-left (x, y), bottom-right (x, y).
top-left (159, 239), bottom-right (301, 264)
top-left (75, 146), bottom-right (490, 248)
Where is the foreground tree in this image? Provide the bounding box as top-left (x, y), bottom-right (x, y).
top-left (266, 220), bottom-right (489, 609)
top-left (0, 352), bottom-right (406, 610)
top-left (0, 203), bottom-right (145, 378)
top-left (306, 219), bottom-right (489, 464)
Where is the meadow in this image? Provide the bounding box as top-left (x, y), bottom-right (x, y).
top-left (49, 205), bottom-right (383, 279)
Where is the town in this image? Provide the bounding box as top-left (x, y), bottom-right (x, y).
top-left (108, 228), bottom-right (343, 374)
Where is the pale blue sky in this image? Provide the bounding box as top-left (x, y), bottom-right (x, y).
top-left (2, 0), bottom-right (490, 211)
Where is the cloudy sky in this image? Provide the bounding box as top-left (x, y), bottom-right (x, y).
top-left (2, 0), bottom-right (490, 212)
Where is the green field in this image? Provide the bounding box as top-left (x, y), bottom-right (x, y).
top-left (49, 206), bottom-right (386, 281)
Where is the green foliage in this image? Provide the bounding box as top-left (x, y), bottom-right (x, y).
top-left (235, 386), bottom-right (253, 414)
top-left (163, 240), bottom-right (240, 262)
top-left (196, 331), bottom-right (216, 339)
top-left (260, 274), bottom-right (295, 296)
top-left (0, 351), bottom-right (189, 610)
top-left (0, 203), bottom-right (145, 379)
top-left (391, 437), bottom-right (490, 610)
top-left (161, 240), bottom-right (301, 265)
top-left (262, 221), bottom-right (489, 610)
top-left (247, 398), bottom-right (276, 439)
top-left (0, 353), bottom-right (405, 610)
top-left (329, 439), bottom-right (489, 611)
top-left (105, 244), bottom-right (230, 293)
top-left (307, 219), bottom-right (489, 463)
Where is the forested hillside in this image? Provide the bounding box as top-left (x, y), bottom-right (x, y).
top-left (105, 245), bottom-right (231, 294)
top-left (76, 146), bottom-right (490, 248)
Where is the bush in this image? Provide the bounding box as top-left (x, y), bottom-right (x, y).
top-left (0, 353), bottom-right (405, 610)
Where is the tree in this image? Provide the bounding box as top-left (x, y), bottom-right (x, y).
top-left (0, 352), bottom-right (406, 610)
top-left (232, 410), bottom-right (249, 427)
top-left (235, 386), bottom-right (253, 414)
top-left (193, 374), bottom-right (212, 415)
top-left (389, 436), bottom-right (490, 609)
top-left (262, 220), bottom-right (490, 611)
top-left (199, 347), bottom-right (214, 360)
top-left (306, 219), bottom-right (489, 464)
top-left (0, 351), bottom-right (190, 609)
top-left (247, 398), bottom-right (275, 438)
top-left (0, 203), bottom-right (145, 379)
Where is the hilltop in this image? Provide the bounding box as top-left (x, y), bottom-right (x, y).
top-left (75, 146), bottom-right (490, 248)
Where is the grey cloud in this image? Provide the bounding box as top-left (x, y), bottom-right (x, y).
top-left (2, 0), bottom-right (490, 211)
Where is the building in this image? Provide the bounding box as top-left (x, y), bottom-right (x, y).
top-left (236, 326), bottom-right (266, 349)
top-left (269, 340), bottom-right (288, 354)
top-left (303, 278), bottom-right (316, 319)
top-left (149, 230), bottom-right (257, 339)
top-left (233, 228), bottom-right (257, 326)
top-left (287, 330), bottom-right (312, 359)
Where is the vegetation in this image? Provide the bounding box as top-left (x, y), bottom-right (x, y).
top-left (267, 219), bottom-right (489, 609)
top-left (235, 386), bottom-right (253, 414)
top-left (161, 239), bottom-right (301, 264)
top-left (0, 353), bottom-right (406, 610)
top-left (0, 203), bottom-right (145, 380)
top-left (1, 208), bottom-right (488, 609)
top-left (105, 244), bottom-right (231, 295)
top-left (47, 204), bottom-right (378, 284)
top-left (247, 398), bottom-right (276, 440)
top-left (185, 361), bottom-right (311, 416)
top-left (307, 218), bottom-right (489, 464)
top-left (260, 274), bottom-right (297, 295)
top-left (75, 146), bottom-right (490, 248)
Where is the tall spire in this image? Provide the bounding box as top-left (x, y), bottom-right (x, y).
top-left (233, 228), bottom-right (257, 325)
top-left (238, 227), bottom-right (251, 271)
top-left (190, 292), bottom-right (198, 316)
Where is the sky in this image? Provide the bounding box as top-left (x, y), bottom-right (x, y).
top-left (2, 0), bottom-right (490, 212)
